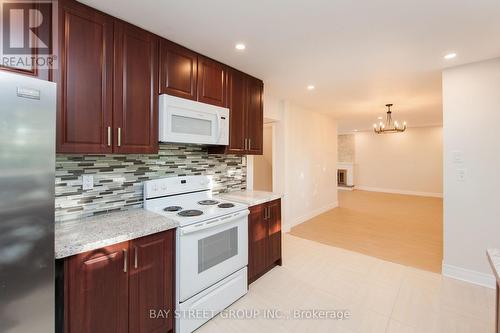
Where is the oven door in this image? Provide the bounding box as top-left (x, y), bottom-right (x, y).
top-left (178, 210), bottom-right (248, 302)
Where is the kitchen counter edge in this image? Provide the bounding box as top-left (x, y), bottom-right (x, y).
top-left (487, 248), bottom-right (500, 284)
top-left (55, 209), bottom-right (178, 259)
top-left (218, 190), bottom-right (283, 207)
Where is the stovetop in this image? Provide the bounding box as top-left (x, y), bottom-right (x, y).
top-left (144, 191), bottom-right (248, 227)
top-left (142, 176), bottom-right (248, 227)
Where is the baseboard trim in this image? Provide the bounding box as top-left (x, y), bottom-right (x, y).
top-left (442, 264), bottom-right (496, 289)
top-left (355, 185), bottom-right (443, 198)
top-left (284, 201), bottom-right (338, 232)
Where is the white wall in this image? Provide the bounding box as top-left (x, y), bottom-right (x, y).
top-left (442, 57), bottom-right (500, 288)
top-left (255, 96), bottom-right (338, 232)
top-left (282, 102), bottom-right (338, 231)
top-left (354, 127), bottom-right (443, 197)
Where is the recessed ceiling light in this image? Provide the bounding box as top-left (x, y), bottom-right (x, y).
top-left (444, 52), bottom-right (457, 60)
top-left (307, 85), bottom-right (315, 90)
top-left (235, 43), bottom-right (246, 50)
top-left (353, 129), bottom-right (358, 132)
top-left (377, 116), bottom-right (383, 120)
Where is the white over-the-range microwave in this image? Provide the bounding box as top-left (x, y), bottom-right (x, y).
top-left (159, 94), bottom-right (229, 145)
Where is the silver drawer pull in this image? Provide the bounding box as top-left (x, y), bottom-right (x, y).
top-left (134, 246), bottom-right (138, 269)
top-left (123, 249), bottom-right (128, 273)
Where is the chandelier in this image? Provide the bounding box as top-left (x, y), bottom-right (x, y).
top-left (373, 104), bottom-right (407, 134)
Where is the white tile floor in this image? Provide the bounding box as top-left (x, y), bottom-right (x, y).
top-left (197, 234), bottom-right (496, 333)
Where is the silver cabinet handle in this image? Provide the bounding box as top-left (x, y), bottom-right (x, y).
top-left (134, 246), bottom-right (138, 269)
top-left (244, 138), bottom-right (248, 150)
top-left (248, 138), bottom-right (251, 150)
top-left (117, 127), bottom-right (122, 147)
top-left (264, 207), bottom-right (268, 220)
top-left (107, 126), bottom-right (111, 146)
top-left (123, 249), bottom-right (128, 273)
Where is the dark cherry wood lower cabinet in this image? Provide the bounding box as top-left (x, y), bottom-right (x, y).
top-left (496, 282), bottom-right (499, 333)
top-left (64, 242), bottom-right (129, 333)
top-left (64, 230), bottom-right (175, 333)
top-left (248, 203), bottom-right (268, 282)
top-left (129, 231), bottom-right (174, 333)
top-left (248, 199), bottom-right (282, 284)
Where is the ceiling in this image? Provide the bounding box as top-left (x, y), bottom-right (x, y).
top-left (79, 0), bottom-right (500, 132)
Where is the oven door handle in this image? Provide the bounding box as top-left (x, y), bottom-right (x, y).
top-left (180, 210), bottom-right (249, 235)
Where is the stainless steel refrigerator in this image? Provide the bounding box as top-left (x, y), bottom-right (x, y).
top-left (0, 71), bottom-right (56, 332)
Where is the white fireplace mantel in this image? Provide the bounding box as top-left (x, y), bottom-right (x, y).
top-left (337, 162), bottom-right (354, 188)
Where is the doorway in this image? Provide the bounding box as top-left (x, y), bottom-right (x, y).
top-left (252, 123), bottom-right (274, 191)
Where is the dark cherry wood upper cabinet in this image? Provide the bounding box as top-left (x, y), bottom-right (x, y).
top-left (159, 39), bottom-right (198, 100)
top-left (267, 199), bottom-right (282, 265)
top-left (197, 56), bottom-right (227, 107)
top-left (246, 76), bottom-right (264, 155)
top-left (129, 230), bottom-right (175, 333)
top-left (226, 69), bottom-right (247, 153)
top-left (56, 0), bottom-right (113, 153)
top-left (65, 242), bottom-right (129, 333)
top-left (248, 203), bottom-right (269, 284)
top-left (208, 71), bottom-right (264, 155)
top-left (113, 21), bottom-right (158, 154)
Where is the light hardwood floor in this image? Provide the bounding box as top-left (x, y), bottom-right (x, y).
top-left (290, 190), bottom-right (443, 273)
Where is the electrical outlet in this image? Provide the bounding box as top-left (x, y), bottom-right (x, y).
top-left (82, 175), bottom-right (94, 190)
top-left (456, 168), bottom-right (466, 182)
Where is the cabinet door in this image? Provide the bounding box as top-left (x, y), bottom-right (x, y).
top-left (159, 39), bottom-right (197, 100)
top-left (113, 21), bottom-right (158, 154)
top-left (226, 69), bottom-right (247, 153)
top-left (65, 242), bottom-right (129, 333)
top-left (197, 56), bottom-right (227, 107)
top-left (267, 199), bottom-right (282, 266)
top-left (245, 76), bottom-right (264, 155)
top-left (56, 0), bottom-right (113, 153)
top-left (248, 204), bottom-right (268, 283)
top-left (129, 230), bottom-right (175, 333)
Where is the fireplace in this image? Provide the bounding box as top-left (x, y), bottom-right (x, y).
top-left (338, 169), bottom-right (347, 186)
top-left (337, 162), bottom-right (354, 190)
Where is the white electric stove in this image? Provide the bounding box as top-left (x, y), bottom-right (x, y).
top-left (143, 176), bottom-right (249, 333)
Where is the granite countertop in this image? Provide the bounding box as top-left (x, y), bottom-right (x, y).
top-left (55, 209), bottom-right (178, 259)
top-left (487, 248), bottom-right (500, 284)
top-left (218, 190), bottom-right (282, 207)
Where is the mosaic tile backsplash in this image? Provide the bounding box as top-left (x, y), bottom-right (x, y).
top-left (55, 144), bottom-right (246, 222)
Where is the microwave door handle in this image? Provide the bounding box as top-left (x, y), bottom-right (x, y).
top-left (216, 110), bottom-right (223, 143)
